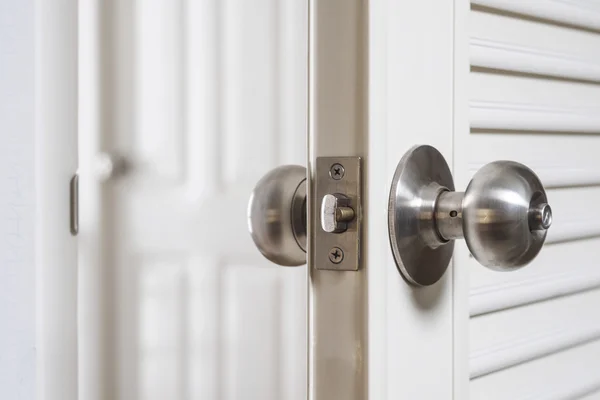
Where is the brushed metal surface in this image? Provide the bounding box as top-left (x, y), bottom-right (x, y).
top-left (388, 145), bottom-right (455, 286)
top-left (69, 174), bottom-right (79, 236)
top-left (388, 145), bottom-right (552, 285)
top-left (463, 161), bottom-right (550, 271)
top-left (315, 157), bottom-right (362, 271)
top-left (320, 193), bottom-right (355, 233)
top-left (247, 165), bottom-right (307, 266)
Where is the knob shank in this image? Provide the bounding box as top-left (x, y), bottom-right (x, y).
top-left (436, 191), bottom-right (465, 241)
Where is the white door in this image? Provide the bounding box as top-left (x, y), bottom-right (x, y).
top-left (77, 0), bottom-right (600, 399)
top-left (78, 1), bottom-right (308, 399)
top-left (373, 0), bottom-right (600, 399)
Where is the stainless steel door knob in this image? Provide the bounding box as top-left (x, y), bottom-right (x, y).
top-left (248, 161), bottom-right (362, 268)
top-left (94, 152), bottom-right (129, 182)
top-left (248, 165), bottom-right (307, 266)
top-left (388, 145), bottom-right (552, 286)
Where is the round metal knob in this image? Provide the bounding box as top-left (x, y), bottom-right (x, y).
top-left (461, 161), bottom-right (551, 271)
top-left (94, 152), bottom-right (129, 182)
top-left (248, 165), bottom-right (307, 266)
top-left (388, 145), bottom-right (552, 286)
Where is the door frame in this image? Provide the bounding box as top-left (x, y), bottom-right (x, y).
top-left (35, 0), bottom-right (79, 399)
top-left (308, 1), bottom-right (369, 399)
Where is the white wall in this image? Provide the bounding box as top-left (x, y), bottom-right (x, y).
top-left (0, 0), bottom-right (36, 398)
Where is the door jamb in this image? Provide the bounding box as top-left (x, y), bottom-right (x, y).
top-left (35, 0), bottom-right (79, 398)
top-left (308, 1), bottom-right (369, 399)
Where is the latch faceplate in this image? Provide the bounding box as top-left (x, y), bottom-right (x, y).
top-left (314, 156), bottom-right (362, 271)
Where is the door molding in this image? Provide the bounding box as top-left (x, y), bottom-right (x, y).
top-left (35, 0), bottom-right (78, 398)
top-left (308, 1), bottom-right (369, 399)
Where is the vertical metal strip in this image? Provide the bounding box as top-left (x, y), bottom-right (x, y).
top-left (308, 1), bottom-right (368, 399)
top-left (70, 174), bottom-right (79, 236)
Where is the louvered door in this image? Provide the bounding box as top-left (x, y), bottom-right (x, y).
top-left (371, 1), bottom-right (600, 398)
top-left (456, 2), bottom-right (600, 398)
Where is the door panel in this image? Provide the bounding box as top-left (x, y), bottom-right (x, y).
top-left (459, 2), bottom-right (600, 398)
top-left (81, 1), bottom-right (308, 399)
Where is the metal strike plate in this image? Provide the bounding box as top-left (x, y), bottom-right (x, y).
top-left (314, 156), bottom-right (362, 271)
top-left (70, 173), bottom-right (79, 236)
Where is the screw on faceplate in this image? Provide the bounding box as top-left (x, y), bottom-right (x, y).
top-left (328, 247), bottom-right (344, 264)
top-left (329, 163), bottom-right (345, 180)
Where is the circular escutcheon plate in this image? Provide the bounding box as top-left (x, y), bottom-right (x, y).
top-left (388, 145), bottom-right (455, 286)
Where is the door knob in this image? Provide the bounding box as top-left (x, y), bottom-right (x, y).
top-left (248, 165), bottom-right (307, 266)
top-left (94, 152), bottom-right (129, 182)
top-left (249, 159), bottom-right (361, 269)
top-left (388, 145), bottom-right (552, 286)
